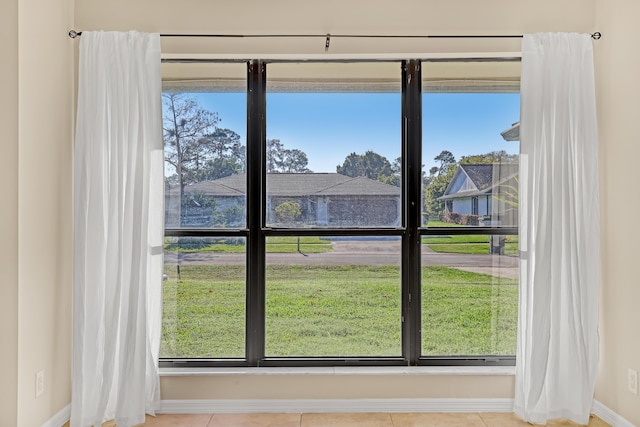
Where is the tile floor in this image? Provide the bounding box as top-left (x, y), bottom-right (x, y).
top-left (67, 412), bottom-right (611, 426)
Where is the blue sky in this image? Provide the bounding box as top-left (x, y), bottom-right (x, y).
top-left (190, 91), bottom-right (520, 173)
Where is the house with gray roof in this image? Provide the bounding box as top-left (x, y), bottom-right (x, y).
top-left (438, 163), bottom-right (518, 226)
top-left (165, 173), bottom-right (401, 227)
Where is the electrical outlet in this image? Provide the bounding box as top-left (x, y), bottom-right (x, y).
top-left (628, 368), bottom-right (638, 395)
top-left (35, 370), bottom-right (44, 397)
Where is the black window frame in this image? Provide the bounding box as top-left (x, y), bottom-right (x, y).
top-left (160, 59), bottom-right (517, 368)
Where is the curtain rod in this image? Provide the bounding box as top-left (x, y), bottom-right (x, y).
top-left (68, 30), bottom-right (602, 48)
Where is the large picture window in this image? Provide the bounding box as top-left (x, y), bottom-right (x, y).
top-left (161, 59), bottom-right (519, 366)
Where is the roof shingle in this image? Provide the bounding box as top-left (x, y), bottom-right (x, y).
top-left (166, 173), bottom-right (400, 197)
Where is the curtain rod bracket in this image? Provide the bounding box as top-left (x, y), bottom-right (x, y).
top-left (325, 33), bottom-right (331, 51)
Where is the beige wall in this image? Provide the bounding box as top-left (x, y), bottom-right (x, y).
top-left (75, 0), bottom-right (595, 56)
top-left (73, 0), bottom-right (601, 406)
top-left (161, 375), bottom-right (514, 400)
top-left (75, 0), bottom-right (596, 36)
top-left (0, 0), bottom-right (20, 425)
top-left (11, 0), bottom-right (75, 425)
top-left (594, 1), bottom-right (640, 425)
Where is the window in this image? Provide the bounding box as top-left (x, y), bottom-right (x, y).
top-left (161, 63), bottom-right (247, 360)
top-left (421, 61), bottom-right (520, 358)
top-left (161, 59), bottom-right (519, 366)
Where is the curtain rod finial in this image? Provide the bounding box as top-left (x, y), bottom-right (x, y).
top-left (591, 32), bottom-right (601, 40)
top-left (69, 30), bottom-right (80, 38)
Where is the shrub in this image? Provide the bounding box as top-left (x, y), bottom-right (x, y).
top-left (460, 214), bottom-right (479, 226)
top-left (275, 201), bottom-right (302, 224)
top-left (221, 204), bottom-right (245, 227)
top-left (444, 211), bottom-right (461, 224)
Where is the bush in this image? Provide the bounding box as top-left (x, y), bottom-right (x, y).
top-left (167, 236), bottom-right (244, 250)
top-left (443, 211), bottom-right (461, 224)
top-left (275, 201), bottom-right (302, 224)
top-left (460, 214), bottom-right (479, 226)
top-left (221, 204), bottom-right (245, 227)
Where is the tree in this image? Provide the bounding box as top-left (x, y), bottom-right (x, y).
top-left (336, 150), bottom-right (394, 183)
top-left (196, 158), bottom-right (244, 182)
top-left (280, 149), bottom-right (311, 173)
top-left (267, 139), bottom-right (311, 173)
top-left (459, 150), bottom-right (518, 165)
top-left (163, 93), bottom-right (219, 201)
top-left (423, 150), bottom-right (457, 218)
top-left (434, 150), bottom-right (456, 175)
top-left (195, 128), bottom-right (245, 181)
top-left (380, 156), bottom-right (401, 187)
top-left (266, 139), bottom-right (284, 172)
top-left (205, 128), bottom-right (245, 162)
top-left (424, 164), bottom-right (456, 217)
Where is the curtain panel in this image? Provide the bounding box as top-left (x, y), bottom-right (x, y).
top-left (515, 32), bottom-right (600, 425)
top-left (72, 31), bottom-right (163, 427)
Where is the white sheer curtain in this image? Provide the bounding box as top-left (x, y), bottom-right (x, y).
top-left (72, 31), bottom-right (164, 427)
top-left (515, 33), bottom-right (600, 425)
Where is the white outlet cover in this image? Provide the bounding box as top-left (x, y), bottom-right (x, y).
top-left (35, 370), bottom-right (44, 397)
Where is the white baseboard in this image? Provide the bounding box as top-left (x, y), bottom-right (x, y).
top-left (592, 400), bottom-right (636, 427)
top-left (158, 398), bottom-right (515, 414)
top-left (43, 399), bottom-right (637, 427)
top-left (41, 403), bottom-right (70, 427)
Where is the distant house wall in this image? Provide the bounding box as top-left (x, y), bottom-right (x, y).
top-left (165, 194), bottom-right (246, 227)
top-left (166, 173), bottom-right (401, 227)
top-left (452, 198), bottom-right (472, 215)
top-left (327, 196), bottom-right (400, 227)
top-left (168, 194), bottom-right (401, 227)
top-left (268, 195), bottom-right (400, 227)
top-left (447, 195), bottom-right (492, 218)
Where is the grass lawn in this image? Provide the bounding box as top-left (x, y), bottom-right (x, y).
top-left (423, 234), bottom-right (519, 256)
top-left (424, 220), bottom-right (464, 227)
top-left (423, 220), bottom-right (519, 255)
top-left (160, 265), bottom-right (518, 359)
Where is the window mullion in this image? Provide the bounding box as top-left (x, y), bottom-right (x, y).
top-left (402, 60), bottom-right (423, 365)
top-left (246, 60), bottom-right (267, 365)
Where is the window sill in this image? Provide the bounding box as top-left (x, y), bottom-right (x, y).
top-left (159, 366), bottom-right (515, 377)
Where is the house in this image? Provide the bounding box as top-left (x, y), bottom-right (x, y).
top-left (165, 173), bottom-right (401, 227)
top-left (438, 163), bottom-right (518, 226)
top-left (500, 122), bottom-right (520, 142)
top-left (3, 0), bottom-right (639, 426)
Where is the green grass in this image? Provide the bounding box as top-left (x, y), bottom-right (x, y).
top-left (422, 267), bottom-right (517, 355)
top-left (266, 237), bottom-right (333, 254)
top-left (424, 220), bottom-right (464, 227)
top-left (160, 265), bottom-right (518, 358)
top-left (265, 265), bottom-right (402, 356)
top-left (423, 235), bottom-right (518, 255)
top-left (161, 265), bottom-right (246, 357)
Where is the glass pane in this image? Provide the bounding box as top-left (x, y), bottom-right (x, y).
top-left (265, 236), bottom-right (401, 357)
top-left (163, 63), bottom-right (247, 228)
top-left (421, 234), bottom-right (518, 356)
top-left (266, 62), bottom-right (401, 228)
top-left (161, 236), bottom-right (246, 358)
top-left (422, 62), bottom-right (520, 227)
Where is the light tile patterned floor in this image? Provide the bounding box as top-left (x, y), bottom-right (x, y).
top-left (70, 412), bottom-right (611, 426)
